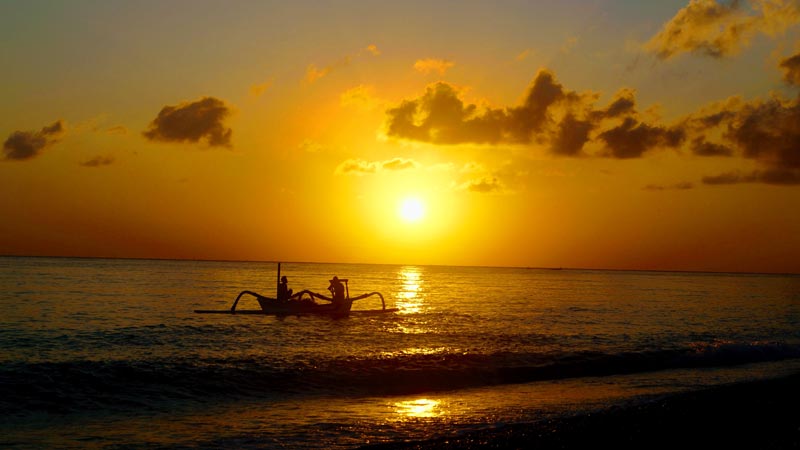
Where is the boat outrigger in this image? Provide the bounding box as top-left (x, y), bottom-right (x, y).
top-left (194, 263), bottom-right (397, 316)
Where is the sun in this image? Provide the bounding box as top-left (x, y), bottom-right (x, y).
top-left (398, 197), bottom-right (425, 222)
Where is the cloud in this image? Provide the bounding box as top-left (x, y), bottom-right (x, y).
top-left (384, 70), bottom-right (682, 158)
top-left (515, 49), bottom-right (533, 61)
top-left (305, 45), bottom-right (381, 84)
top-left (597, 118), bottom-right (685, 158)
top-left (250, 79), bottom-right (274, 97)
top-left (306, 63), bottom-right (336, 83)
top-left (702, 171), bottom-right (748, 184)
top-left (106, 125), bottom-right (128, 135)
top-left (336, 159), bottom-right (377, 175)
top-left (340, 84), bottom-right (380, 110)
top-left (143, 97), bottom-right (233, 147)
top-left (80, 155), bottom-right (115, 167)
top-left (335, 157), bottom-right (419, 175)
top-left (690, 136), bottom-right (734, 156)
top-left (561, 36), bottom-right (579, 54)
top-left (385, 70), bottom-right (579, 146)
top-left (722, 95), bottom-right (800, 169)
top-left (298, 139), bottom-right (324, 153)
top-left (380, 157), bottom-right (418, 171)
top-left (779, 51), bottom-right (800, 85)
top-left (383, 65), bottom-right (800, 185)
top-left (551, 113), bottom-right (593, 156)
top-left (414, 58), bottom-right (455, 75)
top-left (687, 93), bottom-right (800, 184)
top-left (702, 169), bottom-right (800, 184)
top-left (646, 0), bottom-right (800, 60)
top-left (2, 120), bottom-right (65, 161)
top-left (460, 176), bottom-right (504, 193)
top-left (643, 181), bottom-right (695, 191)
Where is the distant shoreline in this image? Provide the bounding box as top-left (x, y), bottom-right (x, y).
top-left (1, 254), bottom-right (798, 277)
top-left (363, 372), bottom-right (800, 449)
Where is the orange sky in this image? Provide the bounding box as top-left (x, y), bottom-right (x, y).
top-left (2, 0), bottom-right (800, 273)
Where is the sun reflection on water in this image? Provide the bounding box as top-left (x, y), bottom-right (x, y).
top-left (381, 346), bottom-right (451, 357)
top-left (397, 267), bottom-right (424, 314)
top-left (393, 398), bottom-right (442, 419)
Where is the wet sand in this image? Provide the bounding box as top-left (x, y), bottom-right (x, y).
top-left (363, 373), bottom-right (800, 450)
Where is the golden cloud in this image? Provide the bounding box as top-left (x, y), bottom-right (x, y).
top-left (305, 45), bottom-right (381, 84)
top-left (335, 157), bottom-right (418, 175)
top-left (250, 79), bottom-right (274, 97)
top-left (340, 85), bottom-right (380, 110)
top-left (413, 58), bottom-right (455, 75)
top-left (646, 0), bottom-right (800, 60)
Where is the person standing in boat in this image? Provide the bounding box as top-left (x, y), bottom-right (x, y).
top-left (328, 276), bottom-right (349, 310)
top-left (278, 275), bottom-right (293, 302)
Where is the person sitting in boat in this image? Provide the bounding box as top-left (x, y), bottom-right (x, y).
top-left (278, 276), bottom-right (293, 302)
top-left (328, 275), bottom-right (350, 310)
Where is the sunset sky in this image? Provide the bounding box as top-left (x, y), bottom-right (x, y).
top-left (2, 0), bottom-right (800, 273)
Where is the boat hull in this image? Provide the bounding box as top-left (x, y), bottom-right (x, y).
top-left (193, 308), bottom-right (399, 316)
top-left (193, 288), bottom-right (395, 316)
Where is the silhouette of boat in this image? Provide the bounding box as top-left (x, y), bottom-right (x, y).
top-left (194, 263), bottom-right (396, 316)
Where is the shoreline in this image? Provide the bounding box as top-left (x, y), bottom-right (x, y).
top-left (363, 373), bottom-right (800, 449)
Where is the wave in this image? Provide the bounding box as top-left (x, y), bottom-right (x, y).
top-left (2, 340), bottom-right (798, 417)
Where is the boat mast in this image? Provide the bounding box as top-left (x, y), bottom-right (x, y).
top-left (276, 262), bottom-right (281, 298)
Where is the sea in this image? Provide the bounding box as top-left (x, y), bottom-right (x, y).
top-left (1, 256), bottom-right (799, 449)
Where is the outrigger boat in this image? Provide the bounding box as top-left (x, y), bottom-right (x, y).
top-left (194, 263), bottom-right (397, 316)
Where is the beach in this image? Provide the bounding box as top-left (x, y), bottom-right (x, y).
top-left (366, 374), bottom-right (800, 449)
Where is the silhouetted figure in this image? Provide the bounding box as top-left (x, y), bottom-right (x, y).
top-left (328, 275), bottom-right (350, 311)
top-left (278, 275), bottom-right (293, 302)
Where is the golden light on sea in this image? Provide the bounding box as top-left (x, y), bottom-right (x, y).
top-left (393, 398), bottom-right (442, 419)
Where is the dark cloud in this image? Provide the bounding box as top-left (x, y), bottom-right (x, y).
top-left (2, 120), bottom-right (65, 161)
top-left (384, 70), bottom-right (676, 158)
top-left (143, 97), bottom-right (232, 147)
top-left (597, 118), bottom-right (685, 159)
top-left (385, 70), bottom-right (579, 146)
top-left (382, 64), bottom-right (800, 186)
top-left (591, 88), bottom-right (637, 120)
top-left (702, 169), bottom-right (800, 185)
top-left (385, 82), bottom-right (503, 144)
top-left (724, 96), bottom-right (800, 169)
top-left (702, 171), bottom-right (748, 185)
top-left (759, 168), bottom-right (800, 184)
top-left (691, 136), bottom-right (734, 156)
top-left (780, 52), bottom-right (800, 85)
top-left (551, 113), bottom-right (593, 156)
top-left (684, 93), bottom-right (800, 185)
top-left (80, 155), bottom-right (115, 167)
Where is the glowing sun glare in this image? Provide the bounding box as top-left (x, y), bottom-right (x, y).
top-left (398, 198), bottom-right (425, 222)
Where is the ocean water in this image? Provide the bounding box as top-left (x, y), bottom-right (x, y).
top-left (1, 257), bottom-right (799, 448)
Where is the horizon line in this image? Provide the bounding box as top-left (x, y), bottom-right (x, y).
top-left (1, 253), bottom-right (797, 277)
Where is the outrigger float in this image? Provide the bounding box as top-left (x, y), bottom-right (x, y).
top-left (194, 263), bottom-right (397, 316)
